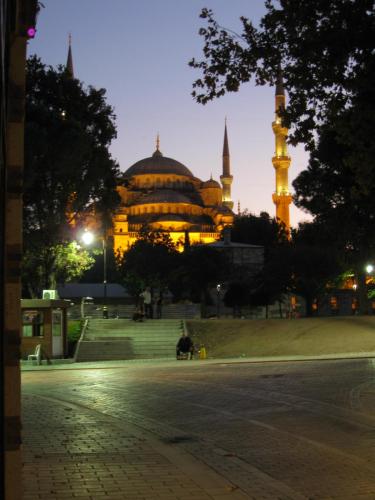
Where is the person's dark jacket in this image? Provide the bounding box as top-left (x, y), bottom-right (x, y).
top-left (176, 335), bottom-right (193, 353)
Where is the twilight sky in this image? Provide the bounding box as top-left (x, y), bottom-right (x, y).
top-left (28, 0), bottom-right (311, 228)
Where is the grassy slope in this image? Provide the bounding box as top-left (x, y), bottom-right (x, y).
top-left (186, 317), bottom-right (375, 358)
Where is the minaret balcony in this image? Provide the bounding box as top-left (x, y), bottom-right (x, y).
top-left (272, 192), bottom-right (293, 205)
top-left (272, 122), bottom-right (288, 135)
top-left (272, 156), bottom-right (291, 168)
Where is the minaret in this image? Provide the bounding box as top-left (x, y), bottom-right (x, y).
top-left (272, 68), bottom-right (292, 232)
top-left (220, 119), bottom-right (233, 210)
top-left (65, 33), bottom-right (74, 79)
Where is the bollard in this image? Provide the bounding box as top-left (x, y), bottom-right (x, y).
top-left (199, 345), bottom-right (207, 360)
top-left (103, 306), bottom-right (108, 319)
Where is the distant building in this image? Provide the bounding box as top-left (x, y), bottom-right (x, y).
top-left (204, 232), bottom-right (264, 277)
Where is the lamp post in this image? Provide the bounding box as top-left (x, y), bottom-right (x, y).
top-left (81, 296), bottom-right (93, 319)
top-left (102, 236), bottom-right (108, 318)
top-left (81, 230), bottom-right (108, 318)
top-left (216, 284), bottom-right (221, 318)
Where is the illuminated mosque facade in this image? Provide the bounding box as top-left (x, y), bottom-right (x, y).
top-left (113, 130), bottom-right (234, 251)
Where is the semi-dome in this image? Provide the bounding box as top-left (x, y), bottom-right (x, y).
top-left (133, 189), bottom-right (196, 205)
top-left (202, 178), bottom-right (221, 188)
top-left (124, 149), bottom-right (194, 178)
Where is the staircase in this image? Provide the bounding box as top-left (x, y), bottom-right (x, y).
top-left (75, 319), bottom-right (183, 361)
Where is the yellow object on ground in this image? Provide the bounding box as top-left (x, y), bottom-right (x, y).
top-left (199, 346), bottom-right (207, 359)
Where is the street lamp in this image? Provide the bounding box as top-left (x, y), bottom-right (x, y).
top-left (81, 230), bottom-right (108, 318)
top-left (216, 284), bottom-right (221, 318)
top-left (81, 230), bottom-right (94, 246)
top-left (366, 264), bottom-right (374, 274)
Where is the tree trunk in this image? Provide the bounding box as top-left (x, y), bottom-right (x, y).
top-left (305, 295), bottom-right (313, 317)
top-left (357, 271), bottom-right (369, 315)
top-left (278, 300), bottom-right (283, 318)
top-left (200, 289), bottom-right (206, 318)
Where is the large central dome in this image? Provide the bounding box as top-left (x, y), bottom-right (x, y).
top-left (124, 149), bottom-right (194, 178)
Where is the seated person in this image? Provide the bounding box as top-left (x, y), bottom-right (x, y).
top-left (176, 332), bottom-right (194, 359)
top-left (132, 307), bottom-right (144, 322)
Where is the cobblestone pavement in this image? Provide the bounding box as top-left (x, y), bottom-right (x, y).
top-left (22, 358), bottom-right (375, 499)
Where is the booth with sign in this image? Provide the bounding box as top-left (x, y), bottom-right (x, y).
top-left (21, 299), bottom-right (70, 360)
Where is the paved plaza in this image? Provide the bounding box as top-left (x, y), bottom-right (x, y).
top-left (22, 357), bottom-right (375, 499)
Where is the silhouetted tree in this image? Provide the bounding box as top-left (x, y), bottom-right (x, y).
top-left (224, 281), bottom-right (251, 317)
top-left (23, 56), bottom-right (120, 296)
top-left (183, 246), bottom-right (229, 317)
top-left (116, 231), bottom-right (180, 301)
top-left (293, 117), bottom-right (375, 313)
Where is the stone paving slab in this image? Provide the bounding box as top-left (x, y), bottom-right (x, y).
top-left (22, 392), bottom-right (247, 500)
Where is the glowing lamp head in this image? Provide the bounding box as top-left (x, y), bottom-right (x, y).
top-left (366, 264), bottom-right (374, 274)
top-left (81, 231), bottom-right (94, 246)
top-left (27, 27), bottom-right (36, 39)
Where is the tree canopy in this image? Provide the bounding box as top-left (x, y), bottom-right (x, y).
top-left (23, 56), bottom-right (120, 296)
top-left (231, 211), bottom-right (287, 253)
top-left (190, 1), bottom-right (375, 312)
top-left (116, 231), bottom-right (181, 299)
top-left (190, 0), bottom-right (375, 147)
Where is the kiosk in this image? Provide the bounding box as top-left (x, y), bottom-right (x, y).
top-left (21, 299), bottom-right (70, 360)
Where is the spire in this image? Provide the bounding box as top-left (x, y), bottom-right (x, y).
top-left (223, 118), bottom-right (230, 159)
top-left (152, 133), bottom-right (162, 157)
top-left (275, 64), bottom-right (285, 96)
top-left (66, 33), bottom-right (74, 79)
top-left (220, 119), bottom-right (233, 210)
top-left (222, 119), bottom-right (230, 176)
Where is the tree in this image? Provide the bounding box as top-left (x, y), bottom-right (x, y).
top-left (190, 1), bottom-right (375, 313)
top-left (116, 231), bottom-right (181, 300)
top-left (293, 117), bottom-right (375, 312)
top-left (231, 211), bottom-right (287, 255)
top-left (223, 281), bottom-right (250, 318)
top-left (226, 212), bottom-right (290, 316)
top-left (22, 242), bottom-right (94, 298)
top-left (249, 244), bottom-right (292, 318)
top-left (23, 56), bottom-right (120, 296)
top-left (190, 1), bottom-right (375, 148)
top-left (182, 246), bottom-right (229, 317)
top-left (289, 244), bottom-right (343, 316)
top-left (79, 239), bottom-right (120, 285)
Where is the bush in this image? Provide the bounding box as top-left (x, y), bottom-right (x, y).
top-left (67, 320), bottom-right (82, 356)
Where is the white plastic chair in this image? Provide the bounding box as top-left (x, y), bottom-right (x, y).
top-left (27, 344), bottom-right (42, 365)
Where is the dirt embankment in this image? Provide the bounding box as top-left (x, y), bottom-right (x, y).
top-left (186, 317), bottom-right (375, 358)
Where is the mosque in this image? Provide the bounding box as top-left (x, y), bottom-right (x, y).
top-left (65, 40), bottom-right (291, 252)
top-left (113, 130), bottom-right (234, 251)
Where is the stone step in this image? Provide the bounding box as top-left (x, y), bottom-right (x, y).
top-left (69, 304), bottom-right (200, 320)
top-left (88, 321), bottom-right (182, 328)
top-left (75, 317), bottom-right (183, 361)
top-left (75, 340), bottom-right (176, 361)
